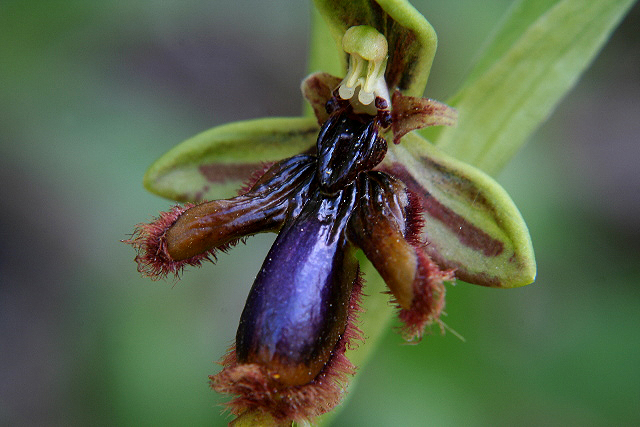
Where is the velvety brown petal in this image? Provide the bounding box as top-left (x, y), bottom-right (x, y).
top-left (126, 155), bottom-right (316, 279)
top-left (347, 171), bottom-right (452, 339)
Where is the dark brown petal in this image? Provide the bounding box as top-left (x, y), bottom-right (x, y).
top-left (125, 155), bottom-right (316, 279)
top-left (396, 246), bottom-right (452, 341)
top-left (124, 203), bottom-right (199, 279)
top-left (347, 172), bottom-right (452, 339)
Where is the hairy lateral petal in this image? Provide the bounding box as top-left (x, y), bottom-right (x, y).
top-left (143, 117), bottom-right (319, 202)
top-left (383, 133), bottom-right (536, 288)
top-left (347, 172), bottom-right (450, 339)
top-left (312, 0), bottom-right (437, 96)
top-left (127, 156), bottom-right (316, 278)
top-left (348, 172), bottom-right (415, 307)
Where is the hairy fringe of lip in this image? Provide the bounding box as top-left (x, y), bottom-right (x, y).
top-left (210, 271), bottom-right (365, 423)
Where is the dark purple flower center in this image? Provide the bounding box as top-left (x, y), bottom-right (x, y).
top-left (235, 101), bottom-right (390, 385)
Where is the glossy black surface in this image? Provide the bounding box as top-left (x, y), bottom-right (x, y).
top-left (235, 103), bottom-right (389, 381)
top-left (235, 187), bottom-right (357, 373)
top-left (316, 109), bottom-right (387, 194)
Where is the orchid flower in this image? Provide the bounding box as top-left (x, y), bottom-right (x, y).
top-left (125, 0), bottom-right (633, 424)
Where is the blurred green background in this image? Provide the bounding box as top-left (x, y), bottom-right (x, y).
top-left (1, 0), bottom-right (638, 425)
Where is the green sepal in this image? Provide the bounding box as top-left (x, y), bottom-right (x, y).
top-left (143, 117), bottom-right (319, 203)
top-left (312, 0), bottom-right (437, 97)
top-left (427, 0), bottom-right (636, 174)
top-left (384, 133), bottom-right (536, 288)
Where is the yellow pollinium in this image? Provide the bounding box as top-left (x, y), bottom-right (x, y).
top-left (338, 25), bottom-right (390, 108)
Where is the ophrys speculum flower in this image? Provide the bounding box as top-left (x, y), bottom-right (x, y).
top-left (127, 1), bottom-right (536, 425)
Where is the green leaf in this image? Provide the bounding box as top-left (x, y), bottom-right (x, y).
top-left (426, 0), bottom-right (636, 175)
top-left (143, 117), bottom-right (318, 202)
top-left (385, 133), bottom-right (536, 288)
top-left (312, 0), bottom-right (437, 97)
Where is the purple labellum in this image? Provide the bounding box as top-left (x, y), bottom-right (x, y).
top-left (236, 188), bottom-right (359, 386)
top-left (236, 100), bottom-right (388, 386)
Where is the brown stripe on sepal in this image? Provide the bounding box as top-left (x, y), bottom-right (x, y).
top-left (380, 133), bottom-right (536, 288)
top-left (384, 161), bottom-right (505, 258)
top-left (199, 162), bottom-right (267, 185)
